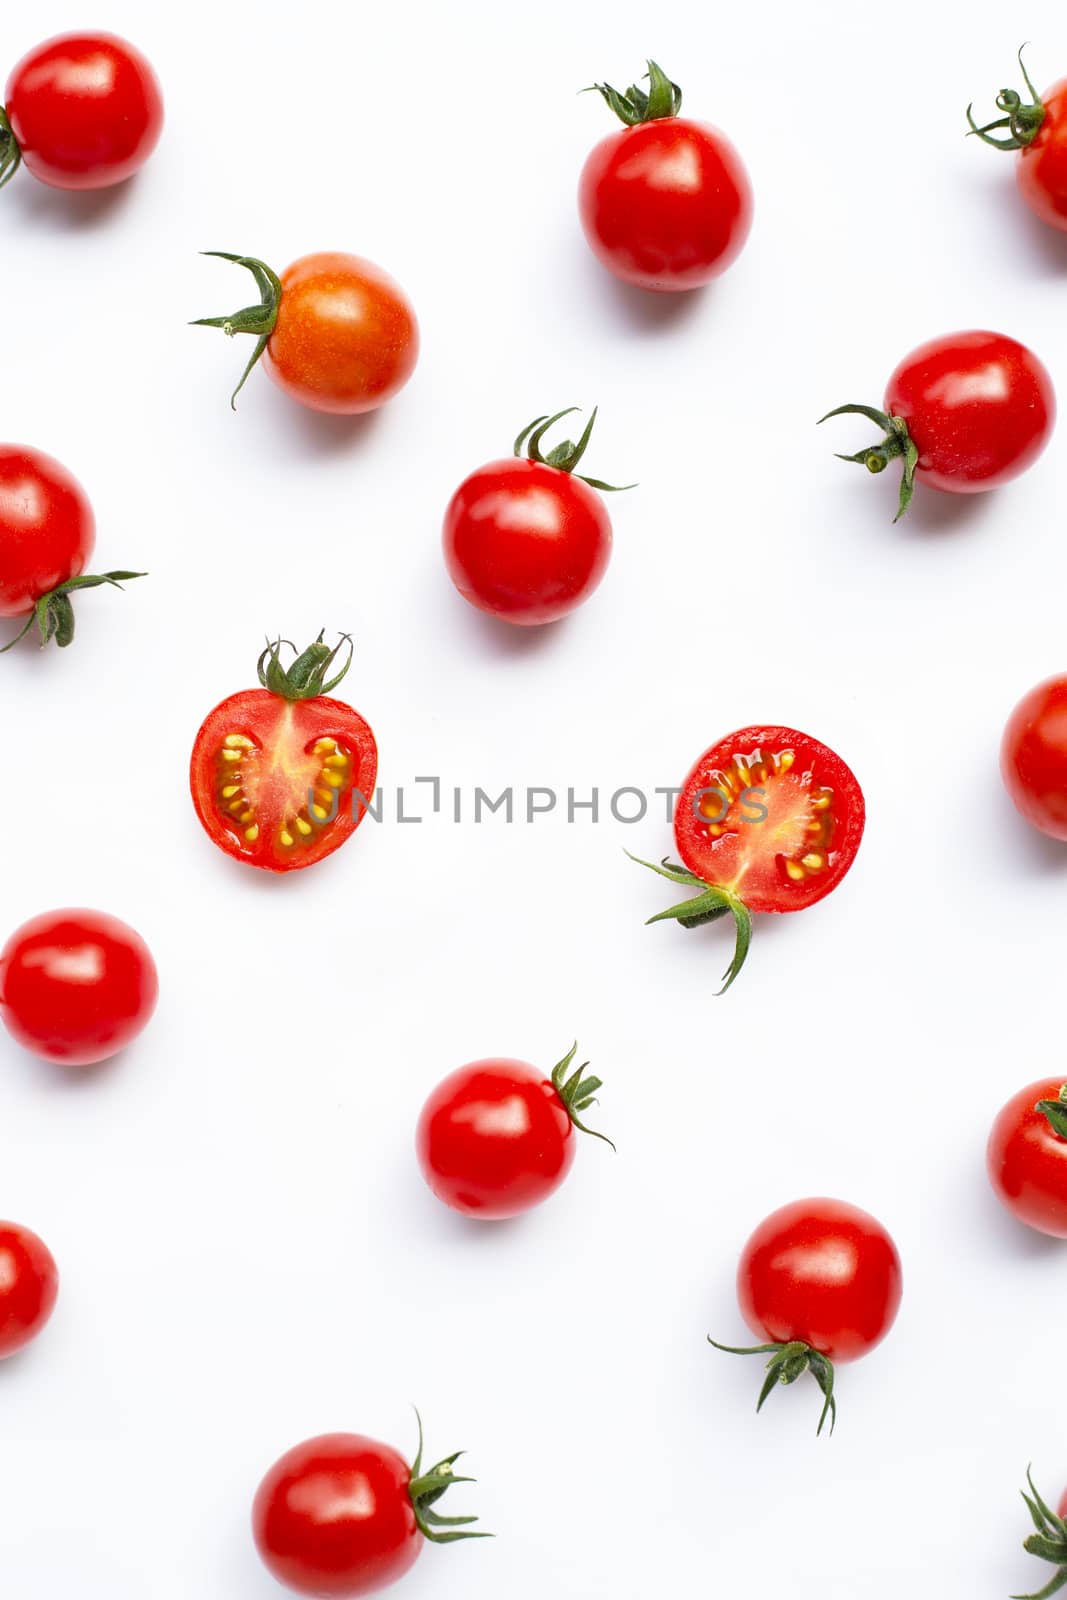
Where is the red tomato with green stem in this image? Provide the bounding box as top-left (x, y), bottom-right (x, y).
top-left (968, 48), bottom-right (1067, 232)
top-left (0, 445), bottom-right (143, 651)
top-left (578, 60), bottom-right (752, 291)
top-left (1001, 675), bottom-right (1067, 840)
top-left (194, 251), bottom-right (418, 413)
top-left (252, 1415), bottom-right (488, 1597)
top-left (0, 909), bottom-right (158, 1066)
top-left (0, 31), bottom-right (162, 194)
top-left (190, 634), bottom-right (378, 874)
top-left (710, 1198), bottom-right (903, 1435)
top-left (1013, 1468), bottom-right (1067, 1599)
top-left (632, 726), bottom-right (865, 992)
top-left (0, 1222), bottom-right (58, 1358)
top-left (442, 408), bottom-right (627, 626)
top-left (416, 1044), bottom-right (612, 1220)
top-left (988, 1078), bottom-right (1067, 1237)
top-left (821, 330), bottom-right (1055, 520)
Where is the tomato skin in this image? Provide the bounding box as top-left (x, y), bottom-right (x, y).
top-left (0, 1223), bottom-right (58, 1358)
top-left (5, 33), bottom-right (163, 191)
top-left (1000, 675), bottom-right (1067, 840)
top-left (884, 331), bottom-right (1055, 494)
top-left (987, 1078), bottom-right (1067, 1237)
top-left (579, 118), bottom-right (752, 291)
top-left (0, 909), bottom-right (158, 1066)
top-left (263, 254), bottom-right (419, 415)
top-left (738, 1198), bottom-right (903, 1364)
top-left (443, 459), bottom-right (612, 625)
top-left (1016, 80), bottom-right (1067, 230)
top-left (253, 1434), bottom-right (420, 1598)
top-left (0, 445), bottom-right (94, 618)
top-left (417, 1058), bottom-right (577, 1219)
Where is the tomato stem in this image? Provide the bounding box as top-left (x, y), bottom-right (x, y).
top-left (1013, 1467), bottom-right (1067, 1599)
top-left (1035, 1082), bottom-right (1067, 1142)
top-left (407, 1410), bottom-right (492, 1545)
top-left (627, 852), bottom-right (753, 993)
top-left (550, 1042), bottom-right (615, 1149)
top-left (967, 46), bottom-right (1046, 150)
top-left (818, 403), bottom-right (919, 521)
top-left (708, 1336), bottom-right (837, 1435)
top-left (0, 571), bottom-right (146, 653)
top-left (191, 252), bottom-right (282, 409)
top-left (0, 106), bottom-right (21, 191)
top-left (584, 60), bottom-right (682, 126)
top-left (257, 632), bottom-right (354, 701)
top-left (514, 407), bottom-right (636, 492)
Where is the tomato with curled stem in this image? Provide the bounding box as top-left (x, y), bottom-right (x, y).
top-left (632, 726), bottom-right (865, 992)
top-left (0, 1222), bottom-right (58, 1358)
top-left (1012, 1469), bottom-right (1067, 1599)
top-left (988, 1078), bottom-right (1067, 1238)
top-left (968, 48), bottom-right (1067, 232)
top-left (1000, 674), bottom-right (1067, 840)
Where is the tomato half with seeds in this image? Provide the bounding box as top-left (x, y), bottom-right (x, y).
top-left (0, 1222), bottom-right (58, 1358)
top-left (1000, 674), bottom-right (1067, 840)
top-left (988, 1078), bottom-right (1067, 1238)
top-left (190, 635), bottom-right (378, 874)
top-left (194, 251), bottom-right (419, 413)
top-left (968, 49), bottom-right (1067, 232)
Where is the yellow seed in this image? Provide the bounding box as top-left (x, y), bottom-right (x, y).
top-left (221, 784), bottom-right (240, 799)
top-left (244, 825), bottom-right (259, 842)
top-left (812, 795), bottom-right (831, 811)
top-left (314, 738), bottom-right (337, 754)
top-left (315, 788), bottom-right (333, 806)
top-left (224, 734), bottom-right (253, 749)
top-left (312, 804), bottom-right (329, 820)
top-left (778, 750), bottom-right (795, 772)
top-left (321, 771), bottom-right (344, 789)
top-left (221, 749), bottom-right (243, 763)
top-left (296, 817), bottom-right (312, 836)
top-left (240, 810), bottom-right (254, 824)
top-left (228, 800), bottom-right (243, 814)
top-left (280, 829), bottom-right (294, 847)
top-left (802, 853), bottom-right (825, 871)
top-left (324, 753), bottom-right (348, 769)
top-left (785, 860), bottom-right (806, 881)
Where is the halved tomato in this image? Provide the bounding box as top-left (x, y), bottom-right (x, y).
top-left (189, 635), bottom-right (377, 874)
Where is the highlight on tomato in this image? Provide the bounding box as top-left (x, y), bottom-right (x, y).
top-left (1013, 1469), bottom-right (1067, 1600)
top-left (578, 59), bottom-right (752, 291)
top-left (0, 32), bottom-right (163, 193)
top-left (709, 1198), bottom-right (903, 1434)
top-left (442, 408), bottom-right (629, 626)
top-left (0, 1221), bottom-right (58, 1358)
top-left (968, 47), bottom-right (1067, 232)
top-left (0, 909), bottom-right (158, 1066)
top-left (194, 251), bottom-right (419, 413)
top-left (252, 1414), bottom-right (489, 1597)
top-left (0, 445), bottom-right (144, 651)
top-left (988, 1078), bottom-right (1067, 1238)
top-left (631, 726), bottom-right (865, 992)
top-left (416, 1043), bottom-right (613, 1220)
top-left (190, 633), bottom-right (378, 874)
top-left (1001, 674), bottom-right (1067, 840)
top-left (821, 330), bottom-right (1056, 520)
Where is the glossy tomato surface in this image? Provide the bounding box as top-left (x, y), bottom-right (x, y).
top-left (738, 1198), bottom-right (903, 1363)
top-left (1001, 674), bottom-right (1067, 840)
top-left (0, 909), bottom-right (158, 1066)
top-left (5, 32), bottom-right (163, 190)
top-left (264, 253), bottom-right (419, 415)
top-left (884, 331), bottom-right (1055, 494)
top-left (674, 726), bottom-right (865, 914)
top-left (1017, 79), bottom-right (1067, 230)
top-left (0, 1222), bottom-right (58, 1358)
top-left (417, 1058), bottom-right (577, 1218)
top-left (253, 1433), bottom-right (420, 1598)
top-left (443, 459), bottom-right (612, 626)
top-left (0, 445), bottom-right (94, 618)
top-left (988, 1077), bottom-right (1067, 1237)
top-left (579, 117), bottom-right (752, 290)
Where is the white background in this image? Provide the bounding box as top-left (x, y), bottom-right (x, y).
top-left (2, 1), bottom-right (1067, 1595)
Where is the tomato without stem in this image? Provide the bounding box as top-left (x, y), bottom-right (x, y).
top-left (968, 49), bottom-right (1067, 232)
top-left (988, 1077), bottom-right (1067, 1237)
top-left (0, 909), bottom-right (158, 1066)
top-left (578, 60), bottom-right (752, 291)
top-left (0, 1222), bottom-right (58, 1357)
top-left (1, 32), bottom-right (162, 193)
top-left (1000, 675), bottom-right (1067, 840)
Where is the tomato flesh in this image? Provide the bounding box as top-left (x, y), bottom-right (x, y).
top-left (1000, 674), bottom-right (1067, 840)
top-left (987, 1077), bottom-right (1067, 1238)
top-left (0, 445), bottom-right (94, 617)
top-left (674, 726), bottom-right (865, 913)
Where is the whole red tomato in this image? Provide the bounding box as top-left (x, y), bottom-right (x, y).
top-left (0, 909), bottom-right (158, 1066)
top-left (195, 250), bottom-right (418, 412)
top-left (1013, 1469), bottom-right (1067, 1598)
top-left (443, 408), bottom-right (624, 626)
top-left (633, 726), bottom-right (865, 992)
top-left (578, 60), bottom-right (752, 291)
top-left (0, 1222), bottom-right (58, 1358)
top-left (1001, 674), bottom-right (1067, 840)
top-left (822, 330), bottom-right (1055, 519)
top-left (968, 50), bottom-right (1067, 231)
top-left (1, 32), bottom-right (163, 193)
top-left (252, 1419), bottom-right (486, 1597)
top-left (0, 444), bottom-right (142, 651)
top-left (190, 634), bottom-right (378, 874)
top-left (988, 1077), bottom-right (1067, 1237)
top-left (416, 1044), bottom-right (611, 1219)
top-left (711, 1198), bottom-right (903, 1433)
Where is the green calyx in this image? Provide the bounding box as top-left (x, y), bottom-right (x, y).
top-left (585, 59), bottom-right (682, 126)
top-left (627, 853), bottom-right (752, 994)
top-left (708, 1336), bottom-right (837, 1436)
top-left (550, 1042), bottom-right (615, 1150)
top-left (1036, 1082), bottom-right (1067, 1142)
top-left (407, 1410), bottom-right (492, 1545)
top-left (1, 571), bottom-right (146, 653)
top-left (818, 403), bottom-right (919, 522)
top-left (0, 106), bottom-right (21, 191)
top-left (514, 407), bottom-right (635, 492)
top-left (967, 46), bottom-right (1046, 151)
top-left (1013, 1467), bottom-right (1067, 1599)
top-left (257, 632), bottom-right (353, 701)
top-left (191, 251), bottom-right (282, 409)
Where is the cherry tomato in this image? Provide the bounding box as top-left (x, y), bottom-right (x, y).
top-left (1000, 674), bottom-right (1067, 840)
top-left (0, 909), bottom-right (158, 1066)
top-left (711, 1198), bottom-right (903, 1433)
top-left (416, 1044), bottom-right (611, 1220)
top-left (823, 331), bottom-right (1055, 519)
top-left (578, 60), bottom-right (752, 291)
top-left (1013, 1469), bottom-right (1067, 1597)
top-left (988, 1077), bottom-right (1067, 1237)
top-left (0, 1222), bottom-right (58, 1358)
top-left (190, 635), bottom-right (378, 874)
top-left (442, 408), bottom-right (624, 626)
top-left (1, 32), bottom-right (163, 193)
top-left (194, 251), bottom-right (418, 413)
top-left (968, 51), bottom-right (1067, 231)
top-left (253, 1419), bottom-right (485, 1597)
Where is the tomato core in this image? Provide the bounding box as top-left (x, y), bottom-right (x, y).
top-left (212, 719), bottom-right (355, 859)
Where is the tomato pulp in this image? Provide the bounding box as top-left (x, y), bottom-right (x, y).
top-left (1001, 674), bottom-right (1067, 840)
top-left (988, 1078), bottom-right (1067, 1237)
